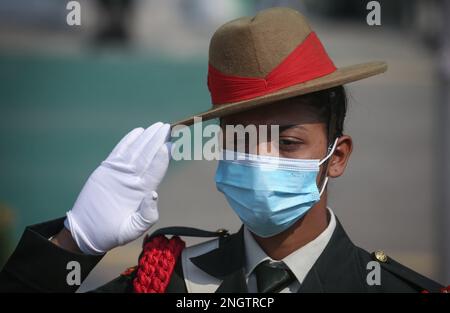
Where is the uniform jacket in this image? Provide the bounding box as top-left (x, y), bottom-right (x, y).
top-left (0, 217), bottom-right (444, 293)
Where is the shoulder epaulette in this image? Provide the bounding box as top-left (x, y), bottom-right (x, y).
top-left (371, 250), bottom-right (445, 293)
top-left (147, 226), bottom-right (229, 241)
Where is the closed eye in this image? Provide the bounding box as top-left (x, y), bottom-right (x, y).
top-left (279, 138), bottom-right (302, 145)
top-left (278, 138), bottom-right (304, 152)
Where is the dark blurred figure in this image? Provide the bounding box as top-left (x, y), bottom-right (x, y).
top-left (0, 204), bottom-right (14, 268)
top-left (95, 0), bottom-right (134, 45)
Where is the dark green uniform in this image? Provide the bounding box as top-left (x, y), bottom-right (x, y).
top-left (0, 217), bottom-right (444, 293)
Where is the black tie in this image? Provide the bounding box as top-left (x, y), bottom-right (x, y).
top-left (254, 260), bottom-right (296, 293)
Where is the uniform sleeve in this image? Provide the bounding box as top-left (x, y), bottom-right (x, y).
top-left (0, 218), bottom-right (103, 293)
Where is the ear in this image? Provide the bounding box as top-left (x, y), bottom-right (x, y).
top-left (327, 135), bottom-right (353, 178)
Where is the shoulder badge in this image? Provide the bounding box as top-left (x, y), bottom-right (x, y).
top-left (371, 250), bottom-right (445, 293)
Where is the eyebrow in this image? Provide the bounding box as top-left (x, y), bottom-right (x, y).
top-left (221, 122), bottom-right (309, 133)
top-left (279, 125), bottom-right (308, 132)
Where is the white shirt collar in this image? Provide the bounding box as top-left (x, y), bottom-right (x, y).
top-left (244, 207), bottom-right (336, 284)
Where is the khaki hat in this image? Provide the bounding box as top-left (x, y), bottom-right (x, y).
top-left (172, 7), bottom-right (387, 126)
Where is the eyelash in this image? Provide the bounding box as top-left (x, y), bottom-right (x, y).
top-left (279, 138), bottom-right (303, 149)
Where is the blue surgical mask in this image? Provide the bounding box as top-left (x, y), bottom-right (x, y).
top-left (215, 138), bottom-right (338, 238)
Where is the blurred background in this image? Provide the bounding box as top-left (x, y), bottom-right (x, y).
top-left (0, 0), bottom-right (449, 290)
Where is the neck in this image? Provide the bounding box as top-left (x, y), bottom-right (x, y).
top-left (252, 196), bottom-right (329, 260)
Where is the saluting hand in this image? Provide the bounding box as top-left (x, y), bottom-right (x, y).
top-left (62, 122), bottom-right (172, 255)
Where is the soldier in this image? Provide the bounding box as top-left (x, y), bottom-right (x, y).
top-left (0, 7), bottom-right (446, 293)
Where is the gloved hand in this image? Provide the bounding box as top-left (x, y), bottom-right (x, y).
top-left (64, 122), bottom-right (172, 255)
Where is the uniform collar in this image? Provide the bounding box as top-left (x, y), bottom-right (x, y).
top-left (190, 226), bottom-right (248, 293)
top-left (190, 211), bottom-right (366, 293)
top-left (243, 207), bottom-right (337, 284)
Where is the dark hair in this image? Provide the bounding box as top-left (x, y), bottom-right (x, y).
top-left (220, 85), bottom-right (348, 144)
top-left (295, 85), bottom-right (348, 143)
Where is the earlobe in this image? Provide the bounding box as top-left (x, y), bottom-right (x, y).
top-left (327, 135), bottom-right (353, 178)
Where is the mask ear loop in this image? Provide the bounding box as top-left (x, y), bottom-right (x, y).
top-left (319, 177), bottom-right (329, 196)
top-left (318, 137), bottom-right (338, 166)
top-left (318, 137), bottom-right (339, 196)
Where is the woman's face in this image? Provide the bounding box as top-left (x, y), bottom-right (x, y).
top-left (221, 99), bottom-right (353, 181)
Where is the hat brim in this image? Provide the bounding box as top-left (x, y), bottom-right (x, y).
top-left (171, 61), bottom-right (387, 127)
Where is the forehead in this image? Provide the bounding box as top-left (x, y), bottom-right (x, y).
top-left (221, 99), bottom-right (326, 127)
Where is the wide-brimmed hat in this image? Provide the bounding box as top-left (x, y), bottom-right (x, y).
top-left (172, 7), bottom-right (387, 126)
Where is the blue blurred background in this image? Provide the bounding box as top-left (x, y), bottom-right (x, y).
top-left (0, 0), bottom-right (449, 289)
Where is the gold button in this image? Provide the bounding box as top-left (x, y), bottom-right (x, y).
top-left (216, 228), bottom-right (229, 236)
top-left (374, 250), bottom-right (388, 263)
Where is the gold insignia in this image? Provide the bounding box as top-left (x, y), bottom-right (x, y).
top-left (216, 228), bottom-right (229, 237)
top-left (374, 250), bottom-right (388, 263)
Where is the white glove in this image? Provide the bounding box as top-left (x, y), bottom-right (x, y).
top-left (64, 122), bottom-right (172, 255)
